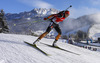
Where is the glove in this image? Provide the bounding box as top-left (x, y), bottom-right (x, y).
top-left (44, 18), bottom-right (47, 20)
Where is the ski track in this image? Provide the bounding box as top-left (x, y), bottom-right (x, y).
top-left (0, 33), bottom-right (100, 63)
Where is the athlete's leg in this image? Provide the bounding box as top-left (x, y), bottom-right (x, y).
top-left (38, 32), bottom-right (48, 40)
top-left (38, 23), bottom-right (54, 40)
top-left (52, 24), bottom-right (62, 46)
top-left (55, 24), bottom-right (62, 40)
top-left (33, 22), bottom-right (54, 44)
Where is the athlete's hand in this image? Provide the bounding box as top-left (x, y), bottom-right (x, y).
top-left (44, 18), bottom-right (47, 20)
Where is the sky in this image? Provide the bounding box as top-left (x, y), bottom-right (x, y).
top-left (0, 0), bottom-right (100, 18)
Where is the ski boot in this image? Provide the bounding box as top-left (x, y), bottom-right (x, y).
top-left (33, 39), bottom-right (40, 45)
top-left (52, 40), bottom-right (58, 47)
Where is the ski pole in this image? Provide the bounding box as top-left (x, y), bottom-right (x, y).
top-left (65, 5), bottom-right (72, 11)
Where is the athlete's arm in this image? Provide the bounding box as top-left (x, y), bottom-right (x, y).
top-left (44, 14), bottom-right (57, 20)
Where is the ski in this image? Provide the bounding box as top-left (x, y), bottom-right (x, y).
top-left (24, 41), bottom-right (50, 56)
top-left (41, 43), bottom-right (80, 55)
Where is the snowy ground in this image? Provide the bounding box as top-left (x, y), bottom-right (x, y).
top-left (0, 33), bottom-right (100, 63)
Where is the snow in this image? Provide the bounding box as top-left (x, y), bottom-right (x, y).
top-left (26, 18), bottom-right (31, 20)
top-left (34, 8), bottom-right (58, 15)
top-left (33, 30), bottom-right (44, 35)
top-left (0, 33), bottom-right (100, 63)
top-left (0, 59), bottom-right (5, 63)
top-left (89, 24), bottom-right (100, 40)
top-left (66, 25), bottom-right (90, 36)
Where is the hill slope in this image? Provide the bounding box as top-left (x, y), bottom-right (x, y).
top-left (0, 33), bottom-right (100, 63)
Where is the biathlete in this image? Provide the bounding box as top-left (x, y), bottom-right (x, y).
top-left (33, 10), bottom-right (70, 46)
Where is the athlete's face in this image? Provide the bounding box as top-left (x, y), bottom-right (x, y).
top-left (65, 14), bottom-right (69, 18)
